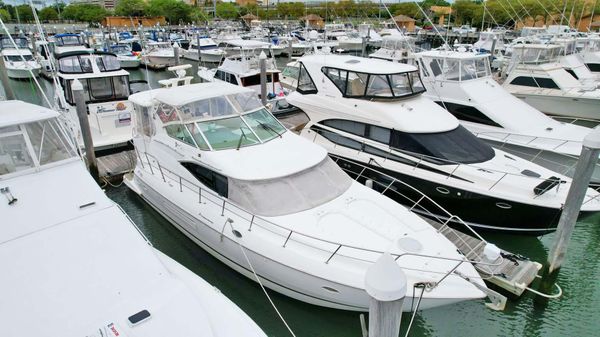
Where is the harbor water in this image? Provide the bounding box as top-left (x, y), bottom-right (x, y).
top-left (6, 60), bottom-right (600, 337)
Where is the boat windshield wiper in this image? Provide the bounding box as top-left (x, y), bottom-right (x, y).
top-left (236, 127), bottom-right (248, 150)
top-left (258, 122), bottom-right (282, 138)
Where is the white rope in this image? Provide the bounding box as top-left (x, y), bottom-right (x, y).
top-left (237, 239), bottom-right (297, 337)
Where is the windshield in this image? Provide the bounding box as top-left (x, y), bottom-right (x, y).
top-left (65, 76), bottom-right (129, 104)
top-left (5, 55), bottom-right (33, 62)
top-left (0, 119), bottom-right (75, 175)
top-left (56, 35), bottom-right (84, 46)
top-left (323, 67), bottom-right (425, 99)
top-left (58, 55), bottom-right (93, 73)
top-left (427, 57), bottom-right (490, 81)
top-left (0, 37), bottom-right (28, 49)
top-left (390, 125), bottom-right (495, 164)
top-left (228, 157), bottom-right (352, 216)
top-left (95, 54), bottom-right (121, 71)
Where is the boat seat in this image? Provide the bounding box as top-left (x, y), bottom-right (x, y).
top-left (158, 76), bottom-right (193, 88)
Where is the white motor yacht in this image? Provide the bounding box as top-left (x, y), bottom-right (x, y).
top-left (142, 41), bottom-right (177, 68)
top-left (184, 36), bottom-right (226, 63)
top-left (286, 54), bottom-right (600, 235)
top-left (581, 35), bottom-right (600, 72)
top-left (109, 43), bottom-right (141, 68)
top-left (368, 34), bottom-right (415, 63)
top-left (502, 43), bottom-right (600, 121)
top-left (0, 100), bottom-right (267, 337)
top-left (50, 33), bottom-right (91, 55)
top-left (0, 36), bottom-right (41, 79)
top-left (197, 49), bottom-right (295, 115)
top-left (55, 50), bottom-right (133, 151)
top-left (416, 49), bottom-right (600, 183)
top-left (124, 82), bottom-right (488, 311)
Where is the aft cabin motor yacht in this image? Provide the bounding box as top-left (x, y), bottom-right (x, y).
top-left (124, 81), bottom-right (489, 312)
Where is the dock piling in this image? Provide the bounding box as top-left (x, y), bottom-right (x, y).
top-left (365, 253), bottom-right (406, 337)
top-left (536, 129), bottom-right (600, 304)
top-left (259, 51), bottom-right (267, 105)
top-left (174, 44), bottom-right (180, 65)
top-left (0, 55), bottom-right (15, 100)
top-left (72, 79), bottom-right (99, 183)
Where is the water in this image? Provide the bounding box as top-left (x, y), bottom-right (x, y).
top-left (6, 62), bottom-right (600, 337)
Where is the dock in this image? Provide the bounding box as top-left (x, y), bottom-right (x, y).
top-left (97, 150), bottom-right (136, 182)
top-left (423, 217), bottom-right (542, 297)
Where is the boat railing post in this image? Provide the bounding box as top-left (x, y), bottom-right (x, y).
top-left (157, 161), bottom-right (166, 182)
top-left (248, 214), bottom-right (255, 231)
top-left (365, 253), bottom-right (407, 337)
top-left (179, 176), bottom-right (182, 192)
top-left (144, 153), bottom-right (154, 175)
top-left (221, 199), bottom-right (226, 216)
top-left (536, 129), bottom-right (600, 306)
top-left (72, 79), bottom-right (99, 182)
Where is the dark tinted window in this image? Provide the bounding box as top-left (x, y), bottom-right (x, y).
top-left (436, 101), bottom-right (501, 128)
top-left (240, 73), bottom-right (278, 86)
top-left (181, 162), bottom-right (228, 197)
top-left (565, 69), bottom-right (578, 79)
top-left (510, 76), bottom-right (559, 89)
top-left (390, 125), bottom-right (495, 164)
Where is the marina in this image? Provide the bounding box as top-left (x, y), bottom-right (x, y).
top-left (2, 2), bottom-right (600, 336)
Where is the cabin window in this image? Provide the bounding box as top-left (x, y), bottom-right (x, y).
top-left (181, 162), bottom-right (228, 197)
top-left (509, 76), bottom-right (559, 89)
top-left (297, 63), bottom-right (318, 94)
top-left (282, 65), bottom-right (299, 79)
top-left (322, 67), bottom-right (348, 93)
top-left (389, 126), bottom-right (495, 164)
top-left (240, 73), bottom-right (279, 87)
top-left (55, 35), bottom-right (84, 46)
top-left (65, 76), bottom-right (130, 104)
top-left (565, 69), bottom-right (579, 79)
top-left (435, 102), bottom-right (501, 128)
top-left (58, 55), bottom-right (93, 73)
top-left (323, 119), bottom-right (366, 137)
top-left (0, 127), bottom-right (35, 175)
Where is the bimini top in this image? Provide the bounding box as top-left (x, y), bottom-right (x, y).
top-left (129, 82), bottom-right (252, 107)
top-left (417, 49), bottom-right (490, 60)
top-left (0, 101), bottom-right (58, 128)
top-left (301, 54), bottom-right (418, 74)
top-left (219, 39), bottom-right (272, 49)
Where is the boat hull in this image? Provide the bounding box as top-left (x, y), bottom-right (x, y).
top-left (330, 155), bottom-right (577, 235)
top-left (127, 170), bottom-right (480, 312)
top-left (119, 59), bottom-right (140, 68)
top-left (512, 92), bottom-right (600, 120)
top-left (7, 66), bottom-right (40, 79)
top-left (143, 55), bottom-right (177, 67)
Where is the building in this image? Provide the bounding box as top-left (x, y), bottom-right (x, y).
top-left (430, 6), bottom-right (452, 26)
top-left (70, 0), bottom-right (115, 10)
top-left (393, 15), bottom-right (416, 32)
top-left (236, 0), bottom-right (257, 6)
top-left (102, 16), bottom-right (167, 27)
top-left (240, 13), bottom-right (259, 25)
top-left (300, 14), bottom-right (324, 29)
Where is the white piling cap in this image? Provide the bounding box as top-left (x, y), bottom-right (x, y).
top-left (71, 79), bottom-right (83, 91)
top-left (365, 252), bottom-right (407, 301)
top-left (583, 128), bottom-right (600, 149)
top-left (259, 51), bottom-right (267, 60)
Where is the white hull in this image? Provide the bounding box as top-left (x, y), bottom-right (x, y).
top-left (337, 41), bottom-right (363, 52)
top-left (183, 50), bottom-right (225, 63)
top-left (129, 173), bottom-right (477, 312)
top-left (7, 66), bottom-right (40, 79)
top-left (143, 55), bottom-right (177, 67)
top-left (119, 58), bottom-right (140, 68)
top-left (513, 92), bottom-right (600, 120)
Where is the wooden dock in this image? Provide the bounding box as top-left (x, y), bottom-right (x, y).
top-left (423, 217), bottom-right (542, 297)
top-left (97, 150), bottom-right (136, 181)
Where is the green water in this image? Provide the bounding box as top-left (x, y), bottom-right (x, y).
top-left (5, 62), bottom-right (600, 337)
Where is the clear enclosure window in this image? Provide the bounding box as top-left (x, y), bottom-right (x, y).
top-left (165, 124), bottom-right (196, 147)
top-left (389, 73), bottom-right (412, 96)
top-left (297, 63), bottom-right (318, 94)
top-left (25, 120), bottom-right (75, 165)
top-left (88, 77), bottom-right (113, 100)
top-left (198, 116), bottom-right (259, 150)
top-left (346, 72), bottom-right (368, 96)
top-left (179, 96), bottom-right (237, 122)
top-left (0, 130), bottom-right (35, 175)
top-left (185, 123), bottom-right (210, 150)
top-left (367, 75), bottom-right (393, 97)
top-left (243, 108), bottom-right (286, 141)
top-left (96, 55), bottom-right (121, 71)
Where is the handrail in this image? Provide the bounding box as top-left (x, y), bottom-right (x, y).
top-left (473, 130), bottom-right (583, 152)
top-left (137, 151), bottom-right (502, 282)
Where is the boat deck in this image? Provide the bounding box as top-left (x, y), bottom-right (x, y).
top-left (98, 150), bottom-right (136, 181)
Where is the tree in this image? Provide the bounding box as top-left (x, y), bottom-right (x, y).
top-left (0, 8), bottom-right (10, 22)
top-left (39, 7), bottom-right (59, 21)
top-left (14, 4), bottom-right (33, 22)
top-left (216, 2), bottom-right (238, 19)
top-left (61, 3), bottom-right (108, 23)
top-left (115, 0), bottom-right (146, 17)
top-left (146, 0), bottom-right (192, 24)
